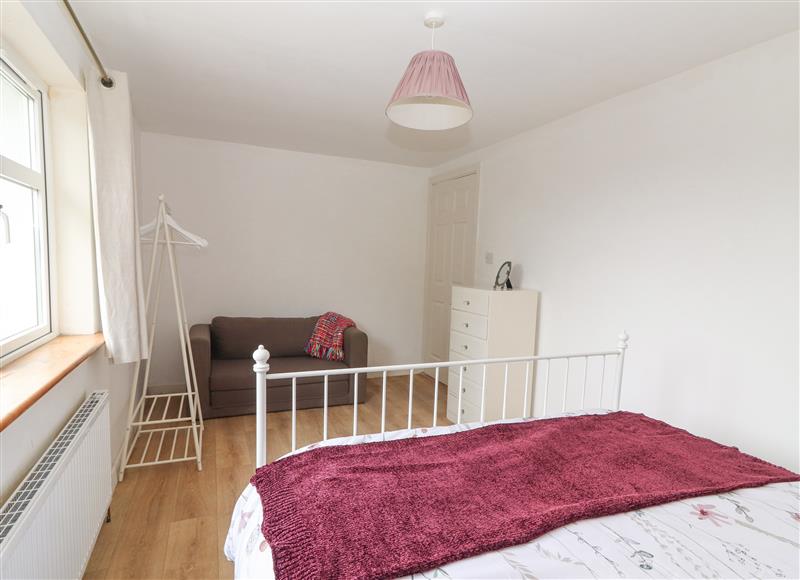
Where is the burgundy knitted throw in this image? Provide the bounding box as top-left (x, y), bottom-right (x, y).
top-left (250, 412), bottom-right (798, 580)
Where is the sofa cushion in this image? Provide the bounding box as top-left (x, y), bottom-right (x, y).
top-left (210, 356), bottom-right (348, 391)
top-left (211, 316), bottom-right (320, 359)
top-left (210, 381), bottom-right (354, 412)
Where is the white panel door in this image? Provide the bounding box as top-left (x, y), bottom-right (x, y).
top-left (423, 172), bottom-right (479, 382)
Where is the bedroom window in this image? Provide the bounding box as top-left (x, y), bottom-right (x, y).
top-left (0, 56), bottom-right (52, 360)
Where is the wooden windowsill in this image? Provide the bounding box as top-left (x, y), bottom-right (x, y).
top-left (0, 333), bottom-right (105, 431)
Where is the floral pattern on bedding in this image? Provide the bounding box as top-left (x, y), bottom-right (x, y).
top-left (224, 413), bottom-right (800, 579)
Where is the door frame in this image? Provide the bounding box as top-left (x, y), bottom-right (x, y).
top-left (422, 164), bottom-right (481, 379)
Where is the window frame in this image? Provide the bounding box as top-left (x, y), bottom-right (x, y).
top-left (0, 49), bottom-right (58, 364)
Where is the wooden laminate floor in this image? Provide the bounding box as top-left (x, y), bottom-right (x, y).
top-left (85, 375), bottom-right (450, 579)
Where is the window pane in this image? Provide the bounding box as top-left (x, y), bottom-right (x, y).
top-left (0, 177), bottom-right (46, 343)
top-left (0, 69), bottom-right (35, 170)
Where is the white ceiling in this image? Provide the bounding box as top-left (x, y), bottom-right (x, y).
top-left (71, 1), bottom-right (798, 167)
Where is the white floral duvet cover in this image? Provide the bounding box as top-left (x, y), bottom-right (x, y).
top-left (225, 414), bottom-right (800, 579)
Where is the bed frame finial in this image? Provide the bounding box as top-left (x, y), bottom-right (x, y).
top-left (618, 331), bottom-right (629, 350)
top-left (253, 344), bottom-right (271, 368)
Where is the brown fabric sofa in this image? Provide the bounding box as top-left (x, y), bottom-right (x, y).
top-left (190, 316), bottom-right (367, 419)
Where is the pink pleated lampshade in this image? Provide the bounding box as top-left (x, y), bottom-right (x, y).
top-left (386, 50), bottom-right (472, 131)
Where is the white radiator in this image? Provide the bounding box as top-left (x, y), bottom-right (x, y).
top-left (0, 391), bottom-right (112, 579)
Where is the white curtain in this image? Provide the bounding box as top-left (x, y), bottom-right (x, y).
top-left (86, 69), bottom-right (148, 363)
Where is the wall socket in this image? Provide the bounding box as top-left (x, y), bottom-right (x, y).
top-left (484, 252), bottom-right (494, 265)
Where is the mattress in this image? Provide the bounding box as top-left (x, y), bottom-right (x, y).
top-left (225, 413), bottom-right (800, 579)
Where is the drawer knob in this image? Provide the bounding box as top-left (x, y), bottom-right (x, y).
top-left (462, 366), bottom-right (468, 372)
top-left (465, 300), bottom-right (471, 306)
top-left (462, 387), bottom-right (466, 393)
top-left (463, 345), bottom-right (469, 350)
top-left (464, 322), bottom-right (470, 328)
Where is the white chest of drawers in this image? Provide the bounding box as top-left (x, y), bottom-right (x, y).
top-left (446, 286), bottom-right (539, 423)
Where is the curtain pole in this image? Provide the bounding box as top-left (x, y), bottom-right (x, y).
top-left (61, 0), bottom-right (114, 88)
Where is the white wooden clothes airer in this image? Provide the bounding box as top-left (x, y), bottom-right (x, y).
top-left (118, 196), bottom-right (208, 480)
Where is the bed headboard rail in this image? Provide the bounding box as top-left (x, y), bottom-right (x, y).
top-left (252, 332), bottom-right (629, 467)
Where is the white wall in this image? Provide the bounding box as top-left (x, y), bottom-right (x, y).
top-left (137, 132), bottom-right (429, 386)
top-left (19, 0), bottom-right (89, 83)
top-left (433, 32), bottom-right (799, 470)
top-left (0, 350), bottom-right (133, 502)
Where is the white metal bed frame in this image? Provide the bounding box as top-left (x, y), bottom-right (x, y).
top-left (252, 332), bottom-right (629, 468)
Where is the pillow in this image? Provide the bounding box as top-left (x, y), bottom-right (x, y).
top-left (211, 316), bottom-right (319, 359)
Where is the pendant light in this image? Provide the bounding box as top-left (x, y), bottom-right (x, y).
top-left (386, 12), bottom-right (472, 131)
